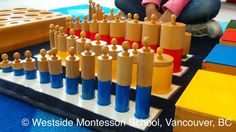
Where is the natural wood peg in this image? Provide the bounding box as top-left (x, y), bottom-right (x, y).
top-left (111, 38), bottom-right (117, 50)
top-left (101, 45), bottom-right (109, 60)
top-left (151, 14), bottom-right (156, 24)
top-left (95, 33), bottom-right (101, 45)
top-left (49, 24), bottom-right (54, 29)
top-left (1, 53), bottom-right (8, 63)
top-left (40, 49), bottom-right (47, 60)
top-left (171, 14), bottom-right (176, 25)
top-left (51, 48), bottom-right (58, 60)
top-left (133, 13), bottom-right (139, 23)
top-left (132, 42), bottom-right (139, 55)
top-left (68, 47), bottom-right (76, 60)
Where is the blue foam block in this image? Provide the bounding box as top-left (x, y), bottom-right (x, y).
top-left (115, 84), bottom-right (130, 113)
top-left (135, 86), bottom-right (152, 119)
top-left (205, 44), bottom-right (236, 67)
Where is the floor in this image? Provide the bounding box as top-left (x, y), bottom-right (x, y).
top-left (0, 0), bottom-right (235, 22)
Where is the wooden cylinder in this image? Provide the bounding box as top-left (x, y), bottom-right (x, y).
top-left (129, 42), bottom-right (139, 88)
top-left (23, 51), bottom-right (36, 71)
top-left (0, 54), bottom-right (12, 69)
top-left (89, 14), bottom-right (98, 40)
top-left (38, 50), bottom-right (49, 72)
top-left (81, 43), bottom-right (95, 80)
top-left (48, 49), bottom-right (62, 75)
top-left (98, 14), bottom-right (110, 43)
top-left (91, 34), bottom-right (107, 56)
top-left (74, 16), bottom-right (81, 37)
top-left (152, 48), bottom-right (173, 94)
top-left (137, 37), bottom-right (154, 87)
top-left (141, 14), bottom-right (161, 51)
top-left (66, 48), bottom-right (80, 78)
top-left (57, 27), bottom-right (67, 52)
top-left (125, 14), bottom-right (142, 44)
top-left (97, 46), bottom-right (112, 82)
top-left (160, 15), bottom-right (185, 50)
top-left (81, 16), bottom-right (90, 38)
top-left (183, 32), bottom-right (192, 56)
top-left (109, 18), bottom-right (125, 44)
top-left (117, 41), bottom-right (133, 86)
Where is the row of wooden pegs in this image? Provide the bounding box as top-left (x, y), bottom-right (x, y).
top-left (0, 36), bottom-right (173, 119)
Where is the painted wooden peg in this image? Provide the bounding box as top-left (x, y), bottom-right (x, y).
top-left (49, 24), bottom-right (55, 49)
top-left (23, 50), bottom-right (37, 80)
top-left (89, 14), bottom-right (98, 40)
top-left (0, 53), bottom-right (12, 73)
top-left (37, 49), bottom-right (50, 84)
top-left (141, 14), bottom-right (161, 52)
top-left (125, 13), bottom-right (143, 48)
top-left (57, 26), bottom-right (67, 61)
top-left (91, 33), bottom-right (107, 74)
top-left (183, 32), bottom-right (192, 58)
top-left (115, 41), bottom-right (133, 112)
top-left (66, 29), bottom-right (78, 51)
top-left (81, 16), bottom-right (90, 38)
top-left (81, 43), bottom-right (95, 100)
top-left (97, 45), bottom-right (112, 106)
top-left (129, 42), bottom-right (139, 88)
top-left (107, 8), bottom-right (115, 21)
top-left (109, 15), bottom-right (125, 45)
top-left (76, 31), bottom-right (91, 56)
top-left (66, 47), bottom-right (80, 95)
top-left (48, 48), bottom-right (63, 88)
top-left (160, 14), bottom-right (185, 72)
top-left (65, 16), bottom-right (70, 35)
top-left (74, 16), bottom-right (81, 37)
top-left (127, 13), bottom-right (132, 21)
top-left (152, 47), bottom-right (174, 94)
top-left (12, 52), bottom-right (24, 76)
top-left (98, 14), bottom-right (110, 43)
top-left (135, 37), bottom-right (154, 119)
top-left (107, 38), bottom-right (122, 81)
top-left (53, 25), bottom-right (60, 49)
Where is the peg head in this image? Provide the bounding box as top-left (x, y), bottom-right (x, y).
top-left (80, 31), bottom-right (86, 38)
top-left (59, 26), bottom-right (64, 33)
top-left (103, 14), bottom-right (107, 22)
top-left (70, 29), bottom-right (75, 36)
top-left (101, 45), bottom-right (109, 55)
top-left (144, 17), bottom-right (148, 22)
top-left (75, 16), bottom-right (80, 22)
top-left (25, 50), bottom-right (32, 58)
top-left (122, 41), bottom-right (130, 51)
top-left (50, 48), bottom-right (58, 57)
top-left (49, 24), bottom-right (54, 29)
top-left (68, 47), bottom-right (76, 57)
top-left (133, 13), bottom-right (139, 22)
top-left (1, 53), bottom-right (8, 61)
top-left (151, 14), bottom-right (156, 24)
top-left (142, 37), bottom-right (151, 52)
top-left (40, 49), bottom-right (47, 58)
top-left (93, 14), bottom-right (97, 20)
top-left (54, 25), bottom-right (60, 30)
top-left (157, 47), bottom-right (163, 59)
top-left (132, 42), bottom-right (139, 51)
top-left (65, 16), bottom-right (70, 22)
top-left (84, 43), bottom-right (92, 51)
top-left (13, 52), bottom-right (20, 60)
top-left (95, 33), bottom-right (101, 44)
top-left (171, 14), bottom-right (176, 25)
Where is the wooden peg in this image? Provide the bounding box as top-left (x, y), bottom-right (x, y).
top-left (152, 47), bottom-right (173, 94)
top-left (48, 48), bottom-right (62, 75)
top-left (68, 16), bottom-right (74, 29)
top-left (171, 14), bottom-right (176, 25)
top-left (66, 47), bottom-right (80, 78)
top-left (107, 8), bottom-right (115, 21)
top-left (65, 16), bottom-right (70, 28)
top-left (98, 45), bottom-right (112, 81)
top-left (81, 16), bottom-right (90, 38)
top-left (49, 24), bottom-right (55, 48)
top-left (89, 14), bottom-right (98, 40)
top-left (23, 50), bottom-right (36, 79)
top-left (38, 49), bottom-right (50, 83)
top-left (57, 26), bottom-right (67, 60)
top-left (91, 33), bottom-right (107, 56)
top-left (74, 16), bottom-right (81, 37)
top-left (0, 53), bottom-right (12, 69)
top-left (54, 25), bottom-right (60, 48)
top-left (109, 18), bottom-right (125, 45)
top-left (98, 14), bottom-right (109, 43)
top-left (133, 13), bottom-right (139, 23)
top-left (129, 42), bottom-right (139, 88)
top-left (12, 52), bottom-right (24, 75)
top-left (142, 37), bottom-right (151, 52)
